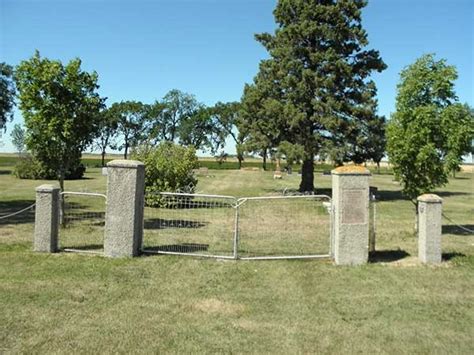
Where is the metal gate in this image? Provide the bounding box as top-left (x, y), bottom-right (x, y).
top-left (60, 192), bottom-right (107, 255)
top-left (236, 195), bottom-right (332, 260)
top-left (142, 192), bottom-right (237, 259)
top-left (142, 192), bottom-right (332, 260)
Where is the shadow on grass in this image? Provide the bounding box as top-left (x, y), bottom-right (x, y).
top-left (143, 243), bottom-right (209, 253)
top-left (62, 244), bottom-right (103, 251)
top-left (376, 190), bottom-right (469, 202)
top-left (451, 176), bottom-right (471, 180)
top-left (0, 170), bottom-right (12, 175)
top-left (144, 218), bottom-right (207, 230)
top-left (0, 199), bottom-right (36, 225)
top-left (263, 187), bottom-right (333, 197)
top-left (442, 225), bottom-right (474, 236)
top-left (61, 218), bottom-right (105, 227)
top-left (442, 252), bottom-right (466, 261)
top-left (145, 200), bottom-right (235, 210)
top-left (369, 249), bottom-right (410, 263)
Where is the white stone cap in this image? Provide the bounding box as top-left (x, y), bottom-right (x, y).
top-left (417, 194), bottom-right (443, 203)
top-left (36, 184), bottom-right (60, 192)
top-left (107, 160), bottom-right (144, 169)
top-left (331, 165), bottom-right (371, 175)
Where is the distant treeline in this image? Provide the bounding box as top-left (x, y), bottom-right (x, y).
top-left (0, 155), bottom-right (395, 174)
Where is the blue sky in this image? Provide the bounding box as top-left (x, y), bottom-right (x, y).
top-left (1, 0), bottom-right (473, 154)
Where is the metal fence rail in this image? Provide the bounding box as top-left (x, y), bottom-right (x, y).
top-left (142, 192), bottom-right (237, 259)
top-left (60, 192), bottom-right (107, 254)
top-left (142, 192), bottom-right (333, 260)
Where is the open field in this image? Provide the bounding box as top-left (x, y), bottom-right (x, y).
top-left (0, 163), bottom-right (473, 353)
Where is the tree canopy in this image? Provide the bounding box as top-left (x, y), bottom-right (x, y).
top-left (0, 62), bottom-right (16, 133)
top-left (208, 101), bottom-right (248, 168)
top-left (241, 0), bottom-right (386, 190)
top-left (146, 89), bottom-right (212, 151)
top-left (10, 124), bottom-right (26, 155)
top-left (387, 54), bottom-right (474, 202)
top-left (15, 51), bottom-right (104, 189)
top-left (109, 101), bottom-right (147, 160)
top-left (94, 106), bottom-right (119, 166)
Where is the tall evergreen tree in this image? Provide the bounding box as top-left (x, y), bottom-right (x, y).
top-left (243, 0), bottom-right (386, 191)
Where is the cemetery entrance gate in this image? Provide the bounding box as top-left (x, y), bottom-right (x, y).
top-left (142, 192), bottom-right (333, 260)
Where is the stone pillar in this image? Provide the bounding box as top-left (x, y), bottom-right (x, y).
top-left (332, 166), bottom-right (371, 265)
top-left (417, 194), bottom-right (442, 264)
top-left (34, 184), bottom-right (60, 252)
top-left (104, 160), bottom-right (145, 257)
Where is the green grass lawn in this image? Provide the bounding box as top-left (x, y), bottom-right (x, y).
top-left (1, 163), bottom-right (473, 353)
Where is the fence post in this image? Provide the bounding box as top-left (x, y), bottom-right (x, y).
top-left (332, 166), bottom-right (371, 265)
top-left (104, 160), bottom-right (145, 257)
top-left (368, 187), bottom-right (378, 253)
top-left (417, 194), bottom-right (442, 264)
top-left (34, 184), bottom-right (60, 252)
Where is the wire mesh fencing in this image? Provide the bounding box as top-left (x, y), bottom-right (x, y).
top-left (60, 192), bottom-right (106, 254)
top-left (236, 195), bottom-right (332, 259)
top-left (141, 192), bottom-right (333, 260)
top-left (142, 192), bottom-right (237, 259)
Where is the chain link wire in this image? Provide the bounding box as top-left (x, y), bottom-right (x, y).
top-left (143, 193), bottom-right (236, 258)
top-left (60, 192), bottom-right (106, 253)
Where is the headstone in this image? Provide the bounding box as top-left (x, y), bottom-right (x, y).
top-left (273, 159), bottom-right (282, 179)
top-left (102, 167), bottom-right (108, 176)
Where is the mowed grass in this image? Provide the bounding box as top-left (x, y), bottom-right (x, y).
top-left (1, 163), bottom-right (473, 353)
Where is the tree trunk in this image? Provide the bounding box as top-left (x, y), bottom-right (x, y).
top-left (262, 149), bottom-right (267, 171)
top-left (376, 161), bottom-right (380, 174)
top-left (414, 201), bottom-right (419, 233)
top-left (124, 142), bottom-right (129, 160)
top-left (299, 158), bottom-right (314, 192)
top-left (101, 149), bottom-right (106, 167)
top-left (59, 170), bottom-right (65, 226)
top-left (238, 156), bottom-right (242, 170)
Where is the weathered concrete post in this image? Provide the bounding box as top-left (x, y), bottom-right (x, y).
top-left (104, 160), bottom-right (145, 257)
top-left (417, 194), bottom-right (442, 264)
top-left (332, 166), bottom-right (371, 265)
top-left (34, 184), bottom-right (60, 252)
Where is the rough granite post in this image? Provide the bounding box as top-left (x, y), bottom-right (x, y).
top-left (34, 184), bottom-right (60, 252)
top-left (417, 194), bottom-right (442, 264)
top-left (332, 166), bottom-right (371, 265)
top-left (104, 160), bottom-right (145, 257)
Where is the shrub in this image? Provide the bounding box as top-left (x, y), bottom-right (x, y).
top-left (132, 142), bottom-right (199, 206)
top-left (14, 155), bottom-right (86, 180)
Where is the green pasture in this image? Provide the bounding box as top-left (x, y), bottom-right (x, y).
top-left (0, 161), bottom-right (473, 353)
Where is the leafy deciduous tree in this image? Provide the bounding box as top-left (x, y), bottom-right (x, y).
top-left (146, 89), bottom-right (213, 152)
top-left (209, 101), bottom-right (248, 168)
top-left (10, 123), bottom-right (26, 156)
top-left (94, 106), bottom-right (119, 166)
top-left (110, 101), bottom-right (146, 159)
top-left (0, 62), bottom-right (16, 133)
top-left (387, 54), bottom-right (474, 206)
top-left (441, 103), bottom-right (474, 177)
top-left (15, 51), bottom-right (103, 190)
